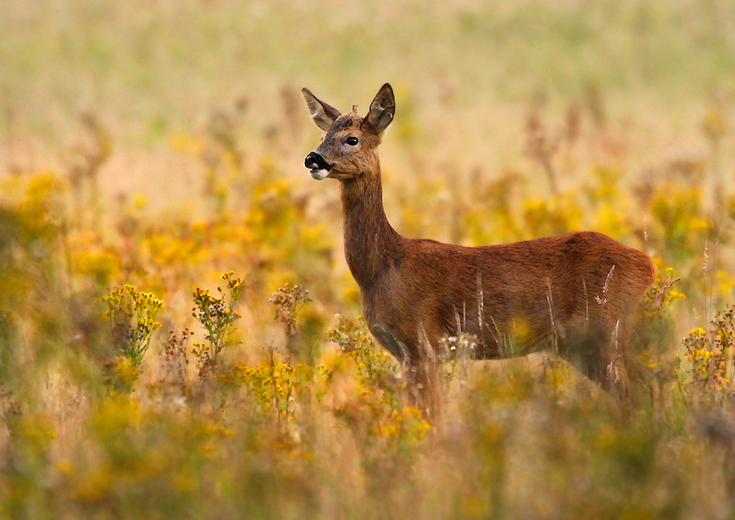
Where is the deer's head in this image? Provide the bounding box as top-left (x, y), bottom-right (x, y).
top-left (302, 83), bottom-right (395, 181)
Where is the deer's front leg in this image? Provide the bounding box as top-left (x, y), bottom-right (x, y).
top-left (405, 355), bottom-right (442, 420)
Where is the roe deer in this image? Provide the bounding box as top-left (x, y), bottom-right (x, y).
top-left (302, 83), bottom-right (655, 408)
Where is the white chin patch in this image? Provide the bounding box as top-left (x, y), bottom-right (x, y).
top-left (310, 169), bottom-right (330, 180)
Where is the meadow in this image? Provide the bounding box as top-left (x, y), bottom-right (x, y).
top-left (2, 1), bottom-right (735, 518)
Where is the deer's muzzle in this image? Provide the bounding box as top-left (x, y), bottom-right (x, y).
top-left (304, 152), bottom-right (332, 180)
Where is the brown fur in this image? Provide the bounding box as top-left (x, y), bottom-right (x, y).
top-left (303, 84), bottom-right (655, 408)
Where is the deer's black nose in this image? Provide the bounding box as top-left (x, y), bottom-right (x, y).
top-left (304, 152), bottom-right (330, 171)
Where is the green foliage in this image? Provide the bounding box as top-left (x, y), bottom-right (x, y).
top-left (191, 272), bottom-right (244, 375)
top-left (650, 183), bottom-right (715, 264)
top-left (680, 305), bottom-right (735, 404)
top-left (269, 283), bottom-right (310, 340)
top-left (328, 315), bottom-right (405, 411)
top-left (101, 285), bottom-right (163, 368)
top-left (235, 353), bottom-right (332, 430)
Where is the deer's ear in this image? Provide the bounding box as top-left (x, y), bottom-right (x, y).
top-left (367, 83), bottom-right (395, 134)
top-left (302, 88), bottom-right (341, 131)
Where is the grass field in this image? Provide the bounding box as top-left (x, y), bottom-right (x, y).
top-left (2, 1), bottom-right (735, 518)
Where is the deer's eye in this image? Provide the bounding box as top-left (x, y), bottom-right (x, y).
top-left (345, 136), bottom-right (359, 146)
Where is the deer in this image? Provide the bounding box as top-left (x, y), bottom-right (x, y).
top-left (302, 83), bottom-right (655, 411)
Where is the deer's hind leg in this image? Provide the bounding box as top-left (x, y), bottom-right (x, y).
top-left (559, 315), bottom-right (632, 399)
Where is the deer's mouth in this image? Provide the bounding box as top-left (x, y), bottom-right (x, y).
top-left (304, 152), bottom-right (332, 181)
top-left (310, 168), bottom-right (330, 180)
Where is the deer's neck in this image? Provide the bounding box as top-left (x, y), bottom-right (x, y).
top-left (339, 164), bottom-right (401, 290)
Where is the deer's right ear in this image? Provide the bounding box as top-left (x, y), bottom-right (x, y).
top-left (302, 88), bottom-right (341, 131)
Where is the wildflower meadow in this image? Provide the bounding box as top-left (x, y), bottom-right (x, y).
top-left (2, 1), bottom-right (735, 518)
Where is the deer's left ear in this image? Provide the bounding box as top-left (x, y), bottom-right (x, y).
top-left (367, 83), bottom-right (395, 134)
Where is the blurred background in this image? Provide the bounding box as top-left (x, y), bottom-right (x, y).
top-left (3, 0), bottom-right (734, 201)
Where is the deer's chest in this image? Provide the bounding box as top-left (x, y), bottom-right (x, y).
top-left (360, 284), bottom-right (413, 362)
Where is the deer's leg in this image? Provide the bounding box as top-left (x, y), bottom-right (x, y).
top-left (562, 315), bottom-right (632, 399)
top-left (405, 360), bottom-right (442, 419)
top-left (405, 333), bottom-right (443, 420)
top-left (405, 361), bottom-right (425, 409)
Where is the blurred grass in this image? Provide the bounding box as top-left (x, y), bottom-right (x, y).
top-left (2, 0), bottom-right (735, 142)
top-left (1, 1), bottom-right (735, 518)
top-left (2, 0), bottom-right (734, 216)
